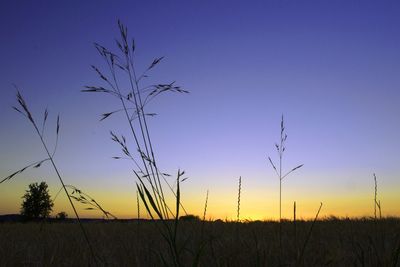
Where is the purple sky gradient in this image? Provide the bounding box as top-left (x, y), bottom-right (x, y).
top-left (1, 0), bottom-right (399, 219)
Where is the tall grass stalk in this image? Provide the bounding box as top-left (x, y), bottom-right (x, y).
top-left (200, 189), bottom-right (209, 241)
top-left (83, 20), bottom-right (188, 220)
top-left (84, 20), bottom-right (188, 265)
top-left (294, 201), bottom-right (297, 257)
top-left (53, 184), bottom-right (116, 220)
top-left (66, 185), bottom-right (117, 219)
top-left (1, 91), bottom-right (96, 262)
top-left (268, 115), bottom-right (303, 254)
top-left (297, 202), bottom-right (323, 265)
top-left (137, 170), bottom-right (184, 266)
top-left (136, 189), bottom-right (140, 221)
top-left (237, 176), bottom-right (242, 222)
top-left (374, 173), bottom-right (382, 220)
top-left (203, 190), bottom-right (209, 222)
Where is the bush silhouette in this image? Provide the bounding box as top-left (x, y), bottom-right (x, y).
top-left (20, 182), bottom-right (54, 220)
top-left (56, 211), bottom-right (68, 220)
top-left (179, 214), bottom-right (200, 221)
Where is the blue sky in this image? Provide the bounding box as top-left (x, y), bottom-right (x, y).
top-left (0, 0), bottom-right (399, 219)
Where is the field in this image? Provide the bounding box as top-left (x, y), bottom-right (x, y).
top-left (1, 218), bottom-right (400, 266)
top-left (2, 7), bottom-right (400, 267)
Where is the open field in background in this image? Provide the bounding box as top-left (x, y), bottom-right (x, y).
top-left (1, 4), bottom-right (400, 266)
top-left (1, 218), bottom-right (400, 266)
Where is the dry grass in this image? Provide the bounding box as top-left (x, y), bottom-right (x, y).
top-left (0, 218), bottom-right (399, 266)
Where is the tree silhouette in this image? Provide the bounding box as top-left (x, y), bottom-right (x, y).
top-left (21, 182), bottom-right (54, 219)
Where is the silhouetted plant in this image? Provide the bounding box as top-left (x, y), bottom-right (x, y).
top-left (83, 20), bottom-right (188, 217)
top-left (374, 173), bottom-right (382, 220)
top-left (203, 190), bottom-right (209, 222)
top-left (56, 211), bottom-right (68, 220)
top-left (1, 90), bottom-right (97, 262)
top-left (67, 185), bottom-right (117, 219)
top-left (294, 201), bottom-right (297, 255)
top-left (297, 202), bottom-right (323, 265)
top-left (200, 189), bottom-right (209, 240)
top-left (84, 20), bottom-right (189, 265)
top-left (237, 176), bottom-right (242, 222)
top-left (267, 115), bottom-right (303, 256)
top-left (21, 182), bottom-right (54, 220)
top-left (52, 183), bottom-right (114, 220)
top-left (180, 214), bottom-right (201, 221)
top-left (136, 189), bottom-right (141, 221)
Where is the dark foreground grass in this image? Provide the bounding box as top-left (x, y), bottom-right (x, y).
top-left (1, 218), bottom-right (399, 266)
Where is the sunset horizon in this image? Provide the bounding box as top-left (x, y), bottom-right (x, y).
top-left (2, 1), bottom-right (400, 265)
top-left (1, 1), bottom-right (400, 222)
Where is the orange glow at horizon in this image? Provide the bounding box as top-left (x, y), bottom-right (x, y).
top-left (1, 177), bottom-right (399, 220)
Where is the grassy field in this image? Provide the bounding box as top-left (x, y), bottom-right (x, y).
top-left (2, 20), bottom-right (399, 267)
top-left (1, 218), bottom-right (399, 266)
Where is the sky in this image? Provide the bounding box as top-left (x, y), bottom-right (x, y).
top-left (0, 0), bottom-right (399, 220)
